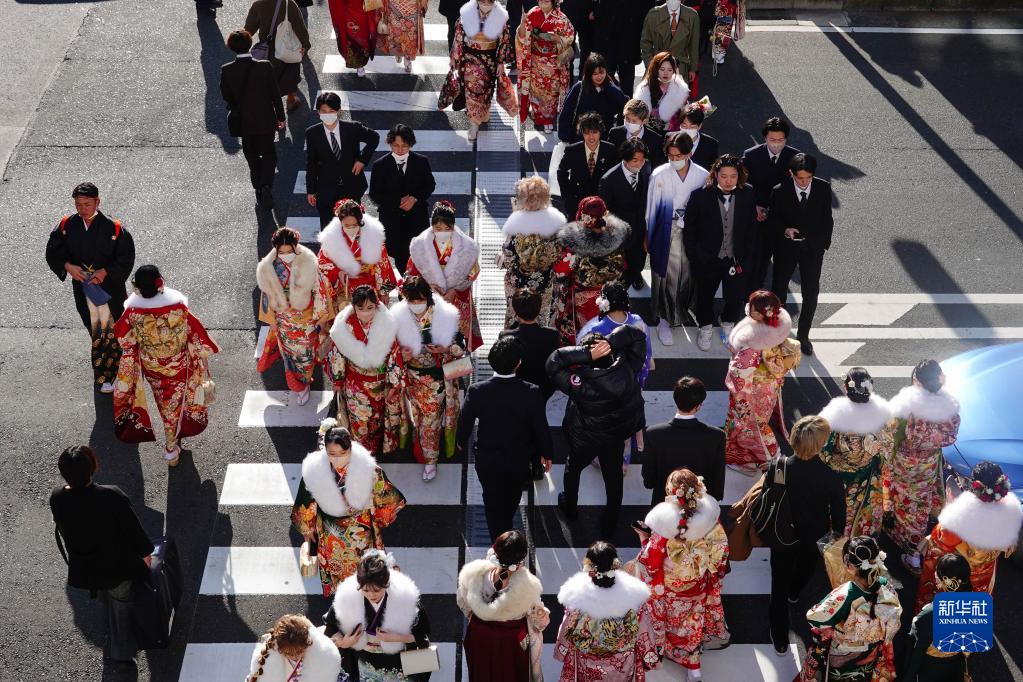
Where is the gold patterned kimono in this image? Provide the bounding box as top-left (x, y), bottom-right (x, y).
top-left (500, 206), bottom-right (567, 328)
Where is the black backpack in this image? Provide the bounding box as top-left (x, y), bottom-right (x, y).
top-left (750, 458), bottom-right (799, 549)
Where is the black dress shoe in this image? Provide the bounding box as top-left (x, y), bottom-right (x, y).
top-left (557, 493), bottom-right (578, 520)
top-left (799, 338), bottom-right (813, 355)
top-left (258, 186), bottom-right (275, 209)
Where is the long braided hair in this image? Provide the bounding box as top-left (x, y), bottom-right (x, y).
top-left (248, 614), bottom-right (313, 681)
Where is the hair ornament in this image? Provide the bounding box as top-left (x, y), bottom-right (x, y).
top-left (937, 575), bottom-right (963, 593)
top-left (363, 549), bottom-right (397, 569)
top-left (155, 277), bottom-right (165, 292)
top-left (596, 296), bottom-right (610, 313)
top-left (437, 199), bottom-right (455, 210)
top-left (486, 547), bottom-right (522, 573)
top-left (583, 557), bottom-right (621, 580)
top-left (318, 417), bottom-right (340, 435)
top-left (971, 474), bottom-right (1010, 502)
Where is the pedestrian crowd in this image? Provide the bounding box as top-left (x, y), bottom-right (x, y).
top-left (43, 0), bottom-right (1021, 680)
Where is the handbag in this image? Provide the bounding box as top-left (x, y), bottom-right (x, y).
top-left (377, 17), bottom-right (390, 35)
top-left (400, 645), bottom-right (440, 675)
top-left (749, 458), bottom-right (798, 550)
top-left (442, 355), bottom-right (473, 381)
top-left (250, 0), bottom-right (285, 61)
top-left (299, 540), bottom-right (318, 578)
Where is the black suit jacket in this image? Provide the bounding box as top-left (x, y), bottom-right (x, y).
top-left (50, 484), bottom-right (154, 591)
top-left (219, 56), bottom-right (284, 136)
top-left (456, 376), bottom-right (554, 485)
top-left (689, 133), bottom-right (719, 171)
top-left (498, 323), bottom-right (562, 400)
top-left (304, 120), bottom-right (381, 199)
top-left (682, 184), bottom-right (757, 267)
top-left (782, 456), bottom-right (846, 544)
top-left (557, 140), bottom-right (618, 218)
top-left (741, 143), bottom-right (800, 209)
top-left (369, 152), bottom-right (436, 233)
top-left (599, 162), bottom-right (650, 244)
top-left (607, 125), bottom-right (665, 168)
top-left (767, 177), bottom-right (834, 252)
top-left (641, 417), bottom-right (726, 507)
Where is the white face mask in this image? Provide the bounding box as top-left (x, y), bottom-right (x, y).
top-left (320, 112), bottom-right (339, 126)
top-left (624, 121), bottom-right (643, 135)
top-left (279, 252), bottom-right (297, 264)
top-left (392, 152), bottom-right (409, 164)
top-left (670, 158), bottom-right (687, 171)
top-left (434, 231), bottom-right (453, 244)
top-left (717, 183), bottom-right (735, 194)
top-left (766, 141), bottom-right (785, 155)
top-left (666, 0), bottom-right (681, 11)
top-left (343, 224), bottom-right (360, 237)
top-left (682, 128), bottom-right (699, 139)
top-left (409, 302), bottom-right (428, 315)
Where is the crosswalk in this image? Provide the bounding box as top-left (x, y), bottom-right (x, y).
top-left (177, 8), bottom-right (1023, 681)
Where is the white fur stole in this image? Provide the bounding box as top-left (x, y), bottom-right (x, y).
top-left (558, 570), bottom-right (650, 620)
top-left (819, 394), bottom-right (892, 436)
top-left (728, 308), bottom-right (793, 351)
top-left (318, 214), bottom-right (386, 276)
top-left (889, 384), bottom-right (959, 423)
top-left (255, 243), bottom-right (319, 311)
top-left (332, 570), bottom-right (421, 653)
top-left (938, 490), bottom-right (1023, 551)
top-left (392, 297), bottom-right (460, 356)
top-left (459, 0), bottom-right (509, 40)
top-left (501, 206), bottom-right (566, 238)
top-left (299, 442), bottom-right (377, 518)
top-left (457, 559), bottom-right (543, 622)
top-left (124, 287), bottom-right (188, 310)
top-left (408, 227), bottom-right (480, 291)
top-left (329, 304), bottom-right (398, 369)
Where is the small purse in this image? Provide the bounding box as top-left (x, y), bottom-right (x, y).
top-left (377, 18), bottom-right (390, 35)
top-left (442, 356), bottom-right (473, 381)
top-left (400, 645), bottom-right (440, 675)
top-left (299, 540), bottom-right (318, 578)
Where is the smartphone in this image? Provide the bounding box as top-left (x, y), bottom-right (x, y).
top-left (631, 520), bottom-right (651, 534)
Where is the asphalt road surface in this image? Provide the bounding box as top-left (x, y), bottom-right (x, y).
top-left (1, 2), bottom-right (1022, 680)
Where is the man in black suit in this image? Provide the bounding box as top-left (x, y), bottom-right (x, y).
top-left (557, 112), bottom-right (617, 219)
top-left (305, 91), bottom-right (380, 228)
top-left (607, 98), bottom-right (665, 168)
top-left (769, 153), bottom-right (834, 355)
top-left (220, 29), bottom-right (285, 210)
top-left (369, 124), bottom-right (437, 273)
top-left (594, 0), bottom-right (654, 94)
top-left (679, 102), bottom-right (718, 170)
top-left (683, 155), bottom-right (757, 352)
top-left (457, 337), bottom-right (553, 541)
top-left (498, 288), bottom-right (562, 401)
top-left (642, 376), bottom-right (725, 507)
top-left (599, 137), bottom-right (651, 291)
top-left (741, 116), bottom-right (801, 292)
top-left (439, 0), bottom-right (467, 49)
top-left (50, 446), bottom-right (154, 667)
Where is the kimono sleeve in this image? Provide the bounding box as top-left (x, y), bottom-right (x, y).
top-left (376, 245), bottom-right (401, 295)
top-left (291, 478), bottom-right (319, 538)
top-left (635, 603), bottom-right (661, 671)
top-left (186, 311), bottom-right (220, 356)
top-left (907, 414), bottom-right (960, 450)
top-left (497, 22), bottom-right (514, 64)
top-left (553, 609), bottom-right (580, 663)
top-left (371, 466), bottom-right (407, 529)
top-left (409, 603), bottom-right (431, 648)
top-left (450, 21), bottom-right (466, 63)
top-left (45, 222), bottom-right (71, 280)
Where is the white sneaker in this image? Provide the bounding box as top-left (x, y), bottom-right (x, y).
top-left (422, 464), bottom-right (437, 481)
top-left (356, 67), bottom-right (366, 77)
top-left (697, 325), bottom-right (713, 351)
top-left (467, 122), bottom-right (480, 141)
top-left (656, 320), bottom-right (674, 346)
top-left (720, 321), bottom-right (734, 341)
top-left (99, 382), bottom-right (115, 394)
top-left (404, 60), bottom-right (412, 73)
top-left (687, 668), bottom-right (703, 682)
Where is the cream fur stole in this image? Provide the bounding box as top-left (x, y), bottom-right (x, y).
top-left (299, 442), bottom-right (377, 517)
top-left (392, 297), bottom-right (460, 356)
top-left (329, 304), bottom-right (397, 369)
top-left (938, 490), bottom-right (1023, 551)
top-left (636, 75), bottom-right (690, 123)
top-left (124, 287), bottom-right (188, 310)
top-left (255, 244), bottom-right (319, 312)
top-left (819, 394), bottom-right (892, 436)
top-left (728, 308), bottom-right (793, 351)
top-left (318, 214), bottom-right (386, 276)
top-left (459, 0), bottom-right (508, 40)
top-left (248, 627), bottom-right (341, 682)
top-left (645, 493), bottom-right (720, 541)
top-left (408, 227), bottom-right (480, 292)
top-left (888, 384), bottom-right (960, 423)
top-left (558, 570), bottom-right (650, 620)
top-left (333, 570), bottom-right (421, 654)
top-left (457, 559), bottom-right (543, 622)
top-left (502, 206), bottom-right (566, 238)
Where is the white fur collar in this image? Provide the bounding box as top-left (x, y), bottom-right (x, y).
top-left (248, 628), bottom-right (341, 682)
top-left (458, 559), bottom-right (543, 622)
top-left (124, 287), bottom-right (188, 310)
top-left (644, 493), bottom-right (720, 541)
top-left (889, 384), bottom-right (960, 422)
top-left (299, 443), bottom-right (377, 517)
top-left (636, 75), bottom-right (689, 123)
top-left (460, 0), bottom-right (508, 40)
top-left (502, 206), bottom-right (566, 238)
top-left (728, 309), bottom-right (793, 351)
top-left (318, 214), bottom-right (385, 276)
top-left (330, 304), bottom-right (397, 369)
top-left (557, 570), bottom-right (650, 620)
top-left (408, 227), bottom-right (480, 291)
top-left (938, 490), bottom-right (1023, 551)
top-left (256, 244), bottom-right (319, 312)
top-left (819, 394), bottom-right (892, 436)
top-left (392, 297), bottom-right (460, 356)
top-left (333, 570), bottom-right (421, 653)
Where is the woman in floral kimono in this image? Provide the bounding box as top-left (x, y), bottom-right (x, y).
top-left (328, 285), bottom-right (406, 455)
top-left (446, 0), bottom-right (518, 141)
top-left (818, 368), bottom-right (892, 537)
top-left (914, 461), bottom-right (1022, 612)
top-left (884, 359), bottom-right (960, 575)
top-left (636, 469), bottom-right (728, 682)
top-left (393, 276), bottom-right (466, 481)
top-left (113, 265), bottom-right (219, 466)
top-left (724, 290), bottom-right (801, 474)
top-left (553, 196), bottom-right (630, 345)
top-left (500, 176), bottom-right (567, 327)
top-left (316, 200), bottom-right (400, 341)
top-left (458, 530), bottom-right (549, 682)
top-left (327, 0), bottom-right (378, 76)
top-left (406, 201), bottom-right (482, 351)
top-left (555, 542), bottom-right (659, 681)
top-left (515, 0), bottom-right (575, 133)
top-left (798, 536), bottom-right (902, 682)
top-left (903, 553), bottom-right (973, 682)
top-left (256, 227), bottom-right (323, 406)
top-left (384, 0), bottom-right (426, 73)
top-left (292, 422), bottom-right (406, 596)
top-left (710, 0), bottom-right (745, 69)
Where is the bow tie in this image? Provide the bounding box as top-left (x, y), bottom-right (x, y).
top-left (719, 192), bottom-right (733, 200)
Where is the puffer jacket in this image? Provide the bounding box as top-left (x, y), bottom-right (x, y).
top-left (546, 323), bottom-right (647, 449)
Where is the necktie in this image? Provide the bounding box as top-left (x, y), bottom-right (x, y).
top-left (328, 130), bottom-right (341, 161)
top-left (771, 154), bottom-right (778, 165)
top-left (720, 194), bottom-right (731, 210)
top-left (587, 151), bottom-right (596, 176)
top-left (398, 161), bottom-right (406, 175)
top-left (628, 172), bottom-right (637, 189)
top-left (799, 190), bottom-right (807, 207)
top-left (670, 11), bottom-right (678, 34)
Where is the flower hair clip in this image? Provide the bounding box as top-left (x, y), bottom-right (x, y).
top-left (937, 575), bottom-right (963, 593)
top-left (596, 296), bottom-right (610, 313)
top-left (363, 549), bottom-right (397, 569)
top-left (486, 547), bottom-right (522, 573)
top-left (583, 557), bottom-right (621, 579)
top-left (318, 417), bottom-right (340, 435)
top-left (971, 474), bottom-right (1010, 502)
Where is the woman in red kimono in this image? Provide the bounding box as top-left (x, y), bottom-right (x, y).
top-left (515, 0), bottom-right (575, 132)
top-left (328, 0), bottom-right (378, 76)
top-left (327, 285), bottom-right (406, 455)
top-left (113, 265), bottom-right (219, 466)
top-left (406, 201), bottom-right (482, 351)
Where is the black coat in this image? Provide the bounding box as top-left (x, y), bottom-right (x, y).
top-left (740, 143), bottom-right (800, 209)
top-left (369, 152), bottom-right (437, 257)
top-left (304, 120), bottom-right (380, 200)
top-left (557, 140), bottom-right (618, 219)
top-left (50, 484), bottom-right (154, 591)
top-left (689, 133), bottom-right (719, 171)
top-left (498, 323), bottom-right (562, 400)
top-left (438, 0), bottom-right (462, 18)
top-left (607, 125), bottom-right (665, 168)
top-left (599, 162), bottom-right (650, 247)
top-left (593, 0), bottom-right (654, 67)
top-left (641, 417), bottom-right (725, 507)
top-left (456, 376), bottom-right (554, 486)
top-left (781, 455), bottom-right (846, 544)
top-left (682, 184), bottom-right (758, 267)
top-left (767, 177), bottom-right (834, 252)
top-left (557, 81), bottom-right (629, 144)
top-left (219, 56), bottom-right (284, 136)
top-left (546, 324), bottom-right (647, 449)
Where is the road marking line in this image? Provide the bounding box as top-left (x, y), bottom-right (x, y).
top-left (821, 302), bottom-right (916, 326)
top-left (238, 390), bottom-right (333, 428)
